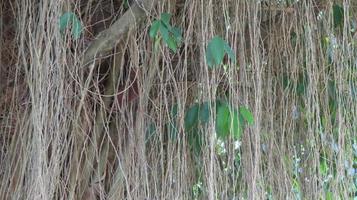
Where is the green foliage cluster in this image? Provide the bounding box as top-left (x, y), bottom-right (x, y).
top-left (149, 13), bottom-right (182, 53)
top-left (147, 12), bottom-right (251, 156)
top-left (147, 101), bottom-right (254, 156)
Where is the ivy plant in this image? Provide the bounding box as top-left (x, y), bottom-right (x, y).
top-left (149, 13), bottom-right (182, 53)
top-left (183, 100), bottom-right (254, 154)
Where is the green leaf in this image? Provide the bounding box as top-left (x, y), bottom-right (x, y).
top-left (206, 36), bottom-right (236, 68)
top-left (185, 104), bottom-right (199, 131)
top-left (206, 36), bottom-right (226, 68)
top-left (171, 27), bottom-right (182, 43)
top-left (216, 103), bottom-right (230, 138)
top-left (149, 20), bottom-right (161, 38)
top-left (333, 4), bottom-right (344, 28)
top-left (296, 72), bottom-right (308, 96)
top-left (239, 106), bottom-right (254, 125)
top-left (326, 190), bottom-right (333, 200)
top-left (167, 35), bottom-right (177, 53)
top-left (223, 41), bottom-right (236, 63)
top-left (59, 12), bottom-right (82, 39)
top-left (232, 110), bottom-right (242, 140)
top-left (159, 23), bottom-right (170, 43)
top-left (199, 102), bottom-right (210, 124)
top-left (187, 127), bottom-right (204, 155)
top-left (319, 158), bottom-right (329, 176)
top-left (160, 13), bottom-right (172, 27)
top-left (123, 0), bottom-right (129, 9)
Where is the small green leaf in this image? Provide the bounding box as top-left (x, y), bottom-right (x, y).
top-left (239, 106), bottom-right (254, 125)
top-left (159, 23), bottom-right (170, 43)
top-left (216, 103), bottom-right (230, 138)
top-left (160, 13), bottom-right (172, 27)
top-left (123, 0), bottom-right (130, 9)
top-left (149, 20), bottom-right (161, 38)
top-left (59, 12), bottom-right (82, 39)
top-left (187, 127), bottom-right (204, 156)
top-left (167, 35), bottom-right (178, 53)
top-left (171, 27), bottom-right (182, 42)
top-left (206, 36), bottom-right (226, 68)
top-left (319, 158), bottom-right (329, 176)
top-left (199, 102), bottom-right (210, 124)
top-left (185, 104), bottom-right (199, 130)
top-left (206, 36), bottom-right (236, 68)
top-left (325, 190), bottom-right (333, 200)
top-left (232, 110), bottom-right (242, 140)
top-left (333, 4), bottom-right (344, 28)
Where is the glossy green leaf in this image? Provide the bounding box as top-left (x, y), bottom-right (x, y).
top-left (185, 103), bottom-right (199, 130)
top-left (59, 12), bottom-right (82, 39)
top-left (239, 106), bottom-right (254, 125)
top-left (216, 103), bottom-right (230, 138)
top-left (333, 4), bottom-right (344, 28)
top-left (167, 35), bottom-right (177, 53)
top-left (159, 23), bottom-right (170, 43)
top-left (149, 20), bottom-right (161, 38)
top-left (160, 13), bottom-right (172, 27)
top-left (206, 36), bottom-right (226, 68)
